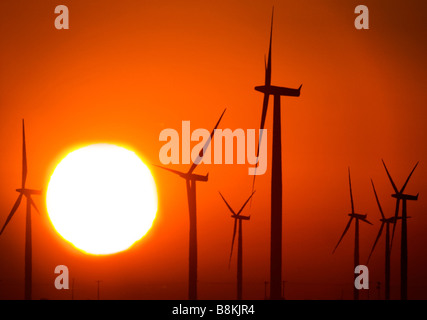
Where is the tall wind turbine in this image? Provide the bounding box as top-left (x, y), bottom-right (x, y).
top-left (367, 179), bottom-right (401, 300)
top-left (154, 109), bottom-right (226, 300)
top-left (252, 8), bottom-right (302, 300)
top-left (219, 191), bottom-right (255, 300)
top-left (0, 120), bottom-right (41, 300)
top-left (381, 159), bottom-right (419, 300)
top-left (333, 168), bottom-right (372, 300)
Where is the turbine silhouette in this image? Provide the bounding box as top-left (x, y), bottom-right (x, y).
top-left (381, 159), bottom-right (419, 300)
top-left (154, 109), bottom-right (226, 300)
top-left (333, 168), bottom-right (372, 300)
top-left (219, 191), bottom-right (255, 300)
top-left (0, 120), bottom-right (41, 300)
top-left (251, 8), bottom-right (302, 300)
top-left (367, 179), bottom-right (401, 300)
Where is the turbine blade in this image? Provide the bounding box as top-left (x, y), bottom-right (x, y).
top-left (0, 194), bottom-right (23, 235)
top-left (252, 13), bottom-right (273, 192)
top-left (258, 6), bottom-right (273, 152)
top-left (400, 161), bottom-right (419, 193)
top-left (371, 179), bottom-right (385, 219)
top-left (251, 93), bottom-right (270, 193)
top-left (348, 168), bottom-right (355, 214)
top-left (187, 108), bottom-right (226, 175)
top-left (333, 217), bottom-right (353, 254)
top-left (390, 198), bottom-right (400, 250)
top-left (266, 6), bottom-right (273, 87)
top-left (361, 218), bottom-right (373, 225)
top-left (152, 165), bottom-right (185, 178)
top-left (219, 192), bottom-right (236, 215)
top-left (382, 159), bottom-right (398, 193)
top-left (229, 219), bottom-right (238, 268)
top-left (367, 222), bottom-right (385, 264)
top-left (236, 191), bottom-right (256, 216)
top-left (29, 197), bottom-right (40, 215)
top-left (22, 119), bottom-right (27, 189)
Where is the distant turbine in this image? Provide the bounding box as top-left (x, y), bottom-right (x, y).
top-left (367, 179), bottom-right (401, 300)
top-left (251, 8), bottom-right (302, 300)
top-left (381, 159), bottom-right (419, 300)
top-left (0, 120), bottom-right (41, 300)
top-left (333, 168), bottom-right (372, 300)
top-left (154, 109), bottom-right (226, 300)
top-left (219, 191), bottom-right (255, 300)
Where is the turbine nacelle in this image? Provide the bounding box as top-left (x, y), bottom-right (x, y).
top-left (381, 216), bottom-right (402, 224)
top-left (187, 173), bottom-right (209, 182)
top-left (16, 188), bottom-right (42, 195)
top-left (231, 214), bottom-right (250, 221)
top-left (391, 193), bottom-right (419, 201)
top-left (348, 213), bottom-right (368, 220)
top-left (254, 84), bottom-right (302, 97)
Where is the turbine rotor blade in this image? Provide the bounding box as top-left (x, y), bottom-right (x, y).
top-left (361, 218), bottom-right (373, 225)
top-left (266, 6), bottom-right (273, 87)
top-left (0, 193), bottom-right (23, 235)
top-left (153, 164), bottom-right (187, 177)
top-left (187, 108), bottom-right (226, 175)
top-left (219, 192), bottom-right (236, 215)
top-left (22, 119), bottom-right (27, 189)
top-left (251, 93), bottom-right (270, 192)
top-left (348, 168), bottom-right (355, 214)
top-left (29, 197), bottom-right (40, 215)
top-left (229, 219), bottom-right (238, 268)
top-left (382, 159), bottom-right (398, 193)
top-left (258, 7), bottom-right (273, 153)
top-left (400, 161), bottom-right (419, 193)
top-left (333, 217), bottom-right (353, 254)
top-left (367, 222), bottom-right (385, 264)
top-left (236, 191), bottom-right (256, 216)
top-left (257, 95), bottom-right (270, 159)
top-left (371, 179), bottom-right (385, 219)
top-left (390, 198), bottom-right (400, 250)
top-left (252, 10), bottom-right (273, 189)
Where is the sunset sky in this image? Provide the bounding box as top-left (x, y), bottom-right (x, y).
top-left (0, 0), bottom-right (426, 300)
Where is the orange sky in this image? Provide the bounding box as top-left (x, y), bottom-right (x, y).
top-left (0, 0), bottom-right (426, 300)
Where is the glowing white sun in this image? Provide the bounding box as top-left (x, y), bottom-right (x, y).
top-left (46, 144), bottom-right (157, 255)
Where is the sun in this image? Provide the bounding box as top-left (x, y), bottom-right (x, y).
top-left (46, 143), bottom-right (158, 255)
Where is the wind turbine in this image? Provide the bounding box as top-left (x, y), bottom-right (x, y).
top-left (154, 109), bottom-right (226, 300)
top-left (367, 179), bottom-right (401, 300)
top-left (333, 168), bottom-right (372, 300)
top-left (251, 8), bottom-right (302, 300)
top-left (218, 191), bottom-right (255, 300)
top-left (0, 119), bottom-right (41, 300)
top-left (381, 159), bottom-right (419, 300)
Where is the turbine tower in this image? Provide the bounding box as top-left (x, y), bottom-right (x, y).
top-left (252, 8), bottom-right (302, 300)
top-left (381, 159), bottom-right (419, 300)
top-left (219, 191), bottom-right (255, 300)
top-left (155, 109), bottom-right (226, 300)
top-left (333, 168), bottom-right (372, 300)
top-left (0, 120), bottom-right (41, 300)
top-left (367, 179), bottom-right (401, 300)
